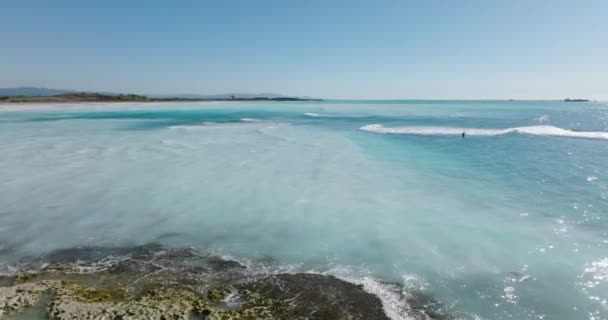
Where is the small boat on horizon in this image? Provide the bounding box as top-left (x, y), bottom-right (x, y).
top-left (564, 98), bottom-right (589, 102)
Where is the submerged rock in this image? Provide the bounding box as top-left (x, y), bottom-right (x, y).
top-left (404, 290), bottom-right (454, 320)
top-left (0, 281), bottom-right (49, 317)
top-left (241, 273), bottom-right (390, 320)
top-left (206, 256), bottom-right (246, 271)
top-left (0, 280), bottom-right (274, 319)
top-left (0, 244), bottom-right (451, 319)
top-left (48, 284), bottom-right (235, 320)
top-left (0, 274), bottom-right (392, 319)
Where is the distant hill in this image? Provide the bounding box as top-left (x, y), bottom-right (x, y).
top-left (0, 92), bottom-right (151, 103)
top-left (0, 89), bottom-right (320, 103)
top-left (0, 87), bottom-right (305, 100)
top-left (0, 87), bottom-right (76, 96)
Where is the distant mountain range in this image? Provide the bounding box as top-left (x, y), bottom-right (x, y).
top-left (0, 87), bottom-right (297, 99)
top-left (0, 87), bottom-right (77, 96)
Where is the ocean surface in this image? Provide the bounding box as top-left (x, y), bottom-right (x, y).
top-left (1, 100), bottom-right (607, 319)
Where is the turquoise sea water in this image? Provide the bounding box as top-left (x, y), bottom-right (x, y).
top-left (1, 100), bottom-right (607, 319)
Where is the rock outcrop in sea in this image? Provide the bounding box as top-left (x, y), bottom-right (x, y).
top-left (0, 244), bottom-right (448, 320)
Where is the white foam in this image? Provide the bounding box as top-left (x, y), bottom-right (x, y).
top-left (535, 115), bottom-right (550, 123)
top-left (304, 112), bottom-right (364, 118)
top-left (502, 286), bottom-right (517, 304)
top-left (169, 118), bottom-right (273, 130)
top-left (335, 276), bottom-right (413, 320)
top-left (169, 121), bottom-right (268, 130)
top-left (168, 122), bottom-right (216, 130)
top-left (315, 266), bottom-right (416, 320)
top-left (360, 124), bottom-right (608, 140)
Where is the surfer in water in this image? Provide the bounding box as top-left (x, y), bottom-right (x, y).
top-left (462, 131), bottom-right (466, 138)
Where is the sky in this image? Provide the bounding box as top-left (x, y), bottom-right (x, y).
top-left (1, 0), bottom-right (607, 100)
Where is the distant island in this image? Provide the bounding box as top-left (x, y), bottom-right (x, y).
top-left (0, 92), bottom-right (321, 103)
top-left (564, 98), bottom-right (589, 102)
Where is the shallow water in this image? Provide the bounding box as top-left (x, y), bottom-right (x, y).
top-left (1, 100), bottom-right (607, 319)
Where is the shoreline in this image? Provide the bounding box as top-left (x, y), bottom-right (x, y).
top-left (0, 100), bottom-right (226, 111)
top-left (0, 98), bottom-right (321, 111)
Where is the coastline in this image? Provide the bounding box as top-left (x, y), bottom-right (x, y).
top-left (0, 101), bottom-right (223, 111)
top-left (0, 97), bottom-right (320, 111)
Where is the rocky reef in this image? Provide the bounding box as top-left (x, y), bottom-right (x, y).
top-left (0, 244), bottom-right (448, 319)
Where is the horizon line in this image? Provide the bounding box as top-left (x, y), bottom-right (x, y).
top-left (0, 86), bottom-right (604, 102)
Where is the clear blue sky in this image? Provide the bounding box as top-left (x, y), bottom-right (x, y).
top-left (1, 0), bottom-right (607, 99)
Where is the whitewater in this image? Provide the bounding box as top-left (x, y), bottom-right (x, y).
top-left (360, 124), bottom-right (608, 139)
top-left (0, 100), bottom-right (607, 320)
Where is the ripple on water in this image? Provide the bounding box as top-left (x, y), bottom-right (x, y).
top-left (579, 258), bottom-right (608, 318)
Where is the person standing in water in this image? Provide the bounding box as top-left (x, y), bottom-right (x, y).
top-left (462, 131), bottom-right (466, 138)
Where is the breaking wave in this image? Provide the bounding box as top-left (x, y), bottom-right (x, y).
top-left (168, 122), bottom-right (217, 129)
top-left (360, 124), bottom-right (608, 140)
top-left (304, 112), bottom-right (364, 118)
top-left (168, 119), bottom-right (270, 130)
top-left (317, 266), bottom-right (413, 320)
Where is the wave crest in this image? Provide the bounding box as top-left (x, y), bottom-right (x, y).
top-left (304, 112), bottom-right (364, 118)
top-left (360, 124), bottom-right (608, 140)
